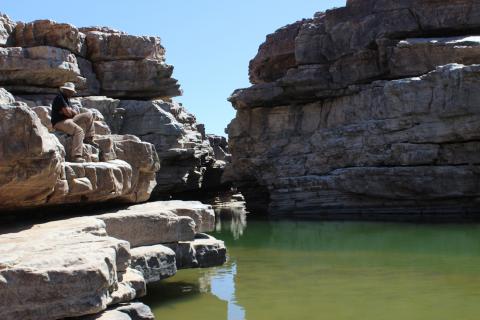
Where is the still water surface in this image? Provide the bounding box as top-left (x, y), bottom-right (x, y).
top-left (143, 208), bottom-right (480, 320)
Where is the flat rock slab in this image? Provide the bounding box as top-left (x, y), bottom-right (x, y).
top-left (127, 200), bottom-right (216, 233)
top-left (165, 234), bottom-right (227, 269)
top-left (0, 217), bottom-right (130, 320)
top-left (95, 206), bottom-right (196, 247)
top-left (130, 244), bottom-right (177, 283)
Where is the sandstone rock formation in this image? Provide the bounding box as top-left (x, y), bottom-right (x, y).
top-left (0, 12), bottom-right (229, 210)
top-left (0, 94), bottom-right (160, 210)
top-left (0, 201), bottom-right (227, 320)
top-left (226, 0), bottom-right (480, 217)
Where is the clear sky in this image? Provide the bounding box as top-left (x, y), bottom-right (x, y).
top-left (3, 0), bottom-right (346, 136)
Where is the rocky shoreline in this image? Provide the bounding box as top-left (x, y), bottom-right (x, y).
top-left (0, 201), bottom-right (226, 320)
top-left (0, 13), bottom-right (230, 320)
top-left (226, 0), bottom-right (480, 217)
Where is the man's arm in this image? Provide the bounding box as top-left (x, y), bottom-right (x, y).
top-left (61, 106), bottom-right (77, 118)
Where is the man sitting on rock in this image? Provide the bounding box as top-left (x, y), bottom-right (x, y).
top-left (51, 82), bottom-right (98, 163)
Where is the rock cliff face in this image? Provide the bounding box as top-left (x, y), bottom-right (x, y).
top-left (227, 0), bottom-right (480, 217)
top-left (0, 14), bottom-right (227, 210)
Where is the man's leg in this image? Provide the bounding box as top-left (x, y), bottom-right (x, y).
top-left (72, 112), bottom-right (95, 138)
top-left (53, 119), bottom-right (85, 158)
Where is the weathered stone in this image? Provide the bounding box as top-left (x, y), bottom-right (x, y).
top-left (165, 234), bottom-right (227, 269)
top-left (0, 46), bottom-right (86, 94)
top-left (0, 103), bottom-right (64, 209)
top-left (95, 59), bottom-right (181, 99)
top-left (73, 96), bottom-right (122, 132)
top-left (95, 205), bottom-right (196, 247)
top-left (0, 13), bottom-right (15, 46)
top-left (31, 105), bottom-right (52, 131)
top-left (114, 303), bottom-right (155, 320)
top-left (227, 0), bottom-right (480, 217)
top-left (14, 19), bottom-right (87, 56)
top-left (0, 87), bottom-right (15, 103)
top-left (250, 20), bottom-right (308, 84)
top-left (0, 217), bottom-right (130, 320)
top-left (85, 31), bottom-right (165, 62)
top-left (116, 99), bottom-right (217, 196)
top-left (207, 134), bottom-right (231, 162)
top-left (80, 303), bottom-right (154, 320)
top-left (130, 244), bottom-right (177, 283)
top-left (133, 200), bottom-right (216, 233)
top-left (119, 268), bottom-right (146, 299)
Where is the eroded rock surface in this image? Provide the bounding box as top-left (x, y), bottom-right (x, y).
top-left (0, 201), bottom-right (226, 320)
top-left (227, 0), bottom-right (480, 217)
top-left (0, 94), bottom-right (160, 211)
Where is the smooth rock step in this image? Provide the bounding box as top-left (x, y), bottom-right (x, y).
top-left (95, 205), bottom-right (196, 247)
top-left (0, 217), bottom-right (130, 320)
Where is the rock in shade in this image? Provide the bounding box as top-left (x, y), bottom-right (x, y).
top-left (130, 244), bottom-right (177, 283)
top-left (165, 233), bottom-right (227, 269)
top-left (227, 0), bottom-right (480, 217)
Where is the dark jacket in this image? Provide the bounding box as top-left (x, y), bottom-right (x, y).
top-left (51, 93), bottom-right (71, 126)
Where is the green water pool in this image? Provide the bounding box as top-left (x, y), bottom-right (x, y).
top-left (142, 212), bottom-right (480, 320)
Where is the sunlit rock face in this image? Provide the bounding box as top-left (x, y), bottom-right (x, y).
top-left (0, 12), bottom-right (229, 210)
top-left (227, 0), bottom-right (480, 217)
top-left (0, 201), bottom-right (226, 320)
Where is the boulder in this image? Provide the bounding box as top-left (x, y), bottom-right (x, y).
top-left (128, 200), bottom-right (216, 233)
top-left (0, 13), bottom-right (15, 46)
top-left (0, 46), bottom-right (86, 94)
top-left (165, 234), bottom-right (227, 269)
top-left (0, 217), bottom-right (130, 320)
top-left (130, 244), bottom-right (177, 283)
top-left (95, 207), bottom-right (196, 247)
top-left (0, 103), bottom-right (64, 209)
top-left (95, 59), bottom-right (181, 99)
top-left (13, 19), bottom-right (87, 56)
top-left (85, 31), bottom-right (165, 62)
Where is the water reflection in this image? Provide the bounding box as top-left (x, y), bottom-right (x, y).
top-left (213, 199), bottom-right (248, 240)
top-left (145, 204), bottom-right (480, 320)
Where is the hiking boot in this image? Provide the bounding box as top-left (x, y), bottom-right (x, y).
top-left (72, 156), bottom-right (85, 163)
top-left (84, 137), bottom-right (100, 149)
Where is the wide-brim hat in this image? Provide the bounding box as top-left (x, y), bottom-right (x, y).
top-left (59, 82), bottom-right (77, 93)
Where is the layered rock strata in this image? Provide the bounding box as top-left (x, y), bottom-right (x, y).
top-left (0, 13), bottom-right (228, 207)
top-left (0, 201), bottom-right (226, 320)
top-left (227, 0), bottom-right (480, 217)
top-left (0, 94), bottom-right (160, 210)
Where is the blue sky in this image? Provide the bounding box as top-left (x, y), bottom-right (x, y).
top-left (3, 0), bottom-right (346, 136)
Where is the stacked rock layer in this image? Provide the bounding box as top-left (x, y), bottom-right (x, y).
top-left (0, 15), bottom-right (230, 210)
top-left (226, 0), bottom-right (480, 218)
top-left (0, 201), bottom-right (226, 320)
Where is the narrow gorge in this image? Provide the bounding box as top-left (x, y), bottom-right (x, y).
top-left (1, 0), bottom-right (480, 319)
